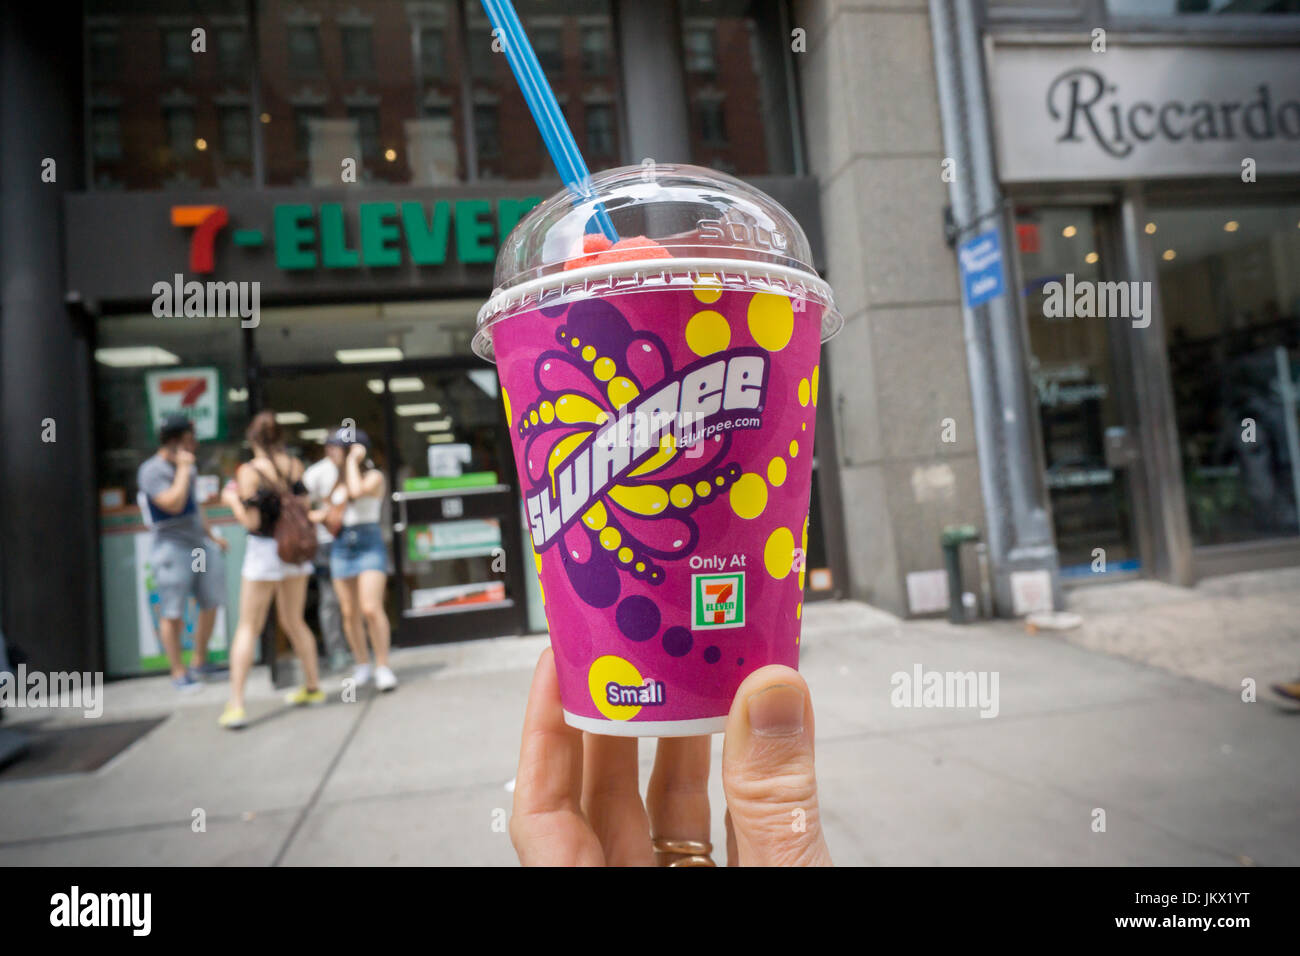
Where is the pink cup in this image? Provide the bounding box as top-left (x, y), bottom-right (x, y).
top-left (476, 165), bottom-right (841, 735)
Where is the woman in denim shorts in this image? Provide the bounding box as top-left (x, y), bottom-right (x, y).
top-left (319, 430), bottom-right (397, 692)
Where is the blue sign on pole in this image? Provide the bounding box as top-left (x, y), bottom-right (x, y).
top-left (958, 229), bottom-right (1006, 308)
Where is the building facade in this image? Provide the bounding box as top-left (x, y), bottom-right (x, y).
top-left (2, 0), bottom-right (1298, 676)
top-left (798, 0), bottom-right (1300, 617)
top-left (2, 0), bottom-right (843, 678)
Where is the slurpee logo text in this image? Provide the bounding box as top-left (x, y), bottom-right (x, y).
top-left (525, 351), bottom-right (768, 549)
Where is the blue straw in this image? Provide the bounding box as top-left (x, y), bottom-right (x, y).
top-left (479, 0), bottom-right (618, 241)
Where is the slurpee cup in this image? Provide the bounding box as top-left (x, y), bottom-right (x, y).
top-left (474, 164), bottom-right (842, 736)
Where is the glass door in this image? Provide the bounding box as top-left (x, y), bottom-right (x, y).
top-left (385, 363), bottom-right (528, 644)
top-left (259, 361), bottom-right (527, 651)
top-left (1014, 205), bottom-right (1145, 580)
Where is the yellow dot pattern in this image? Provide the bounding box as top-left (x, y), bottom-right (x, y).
top-left (798, 378), bottom-right (810, 407)
top-left (695, 480), bottom-right (711, 498)
top-left (502, 386), bottom-right (513, 427)
top-left (670, 483), bottom-right (694, 508)
top-left (789, 440), bottom-right (799, 458)
top-left (812, 365), bottom-right (820, 406)
top-left (581, 345), bottom-right (596, 361)
top-left (593, 357), bottom-right (616, 381)
top-left (729, 472), bottom-right (768, 520)
top-left (618, 547), bottom-right (633, 564)
top-left (693, 279), bottom-right (722, 304)
top-left (764, 527), bottom-right (796, 579)
top-left (539, 400), bottom-right (555, 424)
top-left (685, 310), bottom-right (730, 356)
top-left (747, 292), bottom-right (794, 351)
top-left (599, 527), bottom-right (621, 551)
top-left (767, 457), bottom-right (787, 487)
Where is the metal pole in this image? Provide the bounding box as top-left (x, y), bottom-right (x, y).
top-left (928, 0), bottom-right (1060, 613)
top-left (928, 0), bottom-right (1008, 579)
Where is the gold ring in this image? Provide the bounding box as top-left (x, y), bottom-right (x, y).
top-left (652, 838), bottom-right (715, 867)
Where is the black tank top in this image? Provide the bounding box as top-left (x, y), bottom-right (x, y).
top-left (243, 456), bottom-right (306, 538)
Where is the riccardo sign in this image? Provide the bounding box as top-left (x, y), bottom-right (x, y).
top-left (988, 43), bottom-right (1300, 182)
top-left (63, 188), bottom-right (543, 304)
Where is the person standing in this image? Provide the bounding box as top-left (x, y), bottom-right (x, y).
top-left (218, 411), bottom-right (323, 729)
top-left (318, 429), bottom-right (397, 692)
top-left (136, 414), bottom-right (229, 691)
top-left (302, 443), bottom-right (349, 673)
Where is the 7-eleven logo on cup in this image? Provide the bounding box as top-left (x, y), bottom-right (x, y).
top-left (692, 573), bottom-right (745, 629)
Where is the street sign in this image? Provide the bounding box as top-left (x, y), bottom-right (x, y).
top-left (958, 229), bottom-right (1006, 308)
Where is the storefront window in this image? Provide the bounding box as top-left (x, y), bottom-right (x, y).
top-left (253, 300), bottom-right (480, 367)
top-left (1017, 206), bottom-right (1143, 576)
top-left (1109, 0), bottom-right (1300, 14)
top-left (1156, 202), bottom-right (1300, 546)
top-left (680, 0), bottom-right (797, 176)
top-left (95, 314), bottom-right (249, 507)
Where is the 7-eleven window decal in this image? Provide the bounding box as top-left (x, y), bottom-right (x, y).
top-left (144, 367), bottom-right (222, 441)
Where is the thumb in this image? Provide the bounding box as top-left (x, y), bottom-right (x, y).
top-left (721, 666), bottom-right (832, 866)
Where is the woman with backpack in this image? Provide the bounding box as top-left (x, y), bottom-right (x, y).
top-left (218, 411), bottom-right (323, 729)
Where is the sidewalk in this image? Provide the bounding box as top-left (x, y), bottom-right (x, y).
top-left (1, 570), bottom-right (1297, 866)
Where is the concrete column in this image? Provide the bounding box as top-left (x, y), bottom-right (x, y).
top-left (794, 0), bottom-right (988, 616)
top-left (0, 1), bottom-right (101, 671)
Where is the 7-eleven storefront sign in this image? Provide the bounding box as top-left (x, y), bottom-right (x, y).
top-left (144, 367), bottom-right (222, 441)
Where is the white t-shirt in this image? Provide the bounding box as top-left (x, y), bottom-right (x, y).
top-left (302, 459), bottom-right (383, 540)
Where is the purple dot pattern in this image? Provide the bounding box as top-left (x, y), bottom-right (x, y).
top-left (662, 626), bottom-right (693, 658)
top-left (616, 595), bottom-right (659, 642)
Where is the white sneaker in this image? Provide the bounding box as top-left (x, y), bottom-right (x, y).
top-left (353, 663), bottom-right (373, 687)
top-left (374, 666), bottom-right (398, 692)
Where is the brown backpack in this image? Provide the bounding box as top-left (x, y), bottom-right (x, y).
top-left (275, 490), bottom-right (318, 565)
top-left (254, 456), bottom-right (317, 564)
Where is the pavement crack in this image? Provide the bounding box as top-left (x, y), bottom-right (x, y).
top-left (270, 694), bottom-right (375, 867)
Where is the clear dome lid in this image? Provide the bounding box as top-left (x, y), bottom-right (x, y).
top-left (474, 163), bottom-right (841, 360)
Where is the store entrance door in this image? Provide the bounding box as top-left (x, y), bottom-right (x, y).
top-left (1013, 205), bottom-right (1148, 581)
top-left (259, 360), bottom-right (528, 646)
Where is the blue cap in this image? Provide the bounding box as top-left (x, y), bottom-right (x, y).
top-left (326, 427), bottom-right (370, 449)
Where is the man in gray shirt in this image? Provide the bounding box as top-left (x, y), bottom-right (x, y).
top-left (137, 414), bottom-right (228, 690)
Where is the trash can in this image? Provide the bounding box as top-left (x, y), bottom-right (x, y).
top-left (940, 524), bottom-right (980, 625)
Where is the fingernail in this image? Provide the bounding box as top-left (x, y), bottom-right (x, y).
top-left (747, 684), bottom-right (805, 737)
